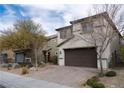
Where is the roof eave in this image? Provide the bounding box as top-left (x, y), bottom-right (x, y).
top-left (56, 25), bottom-right (71, 31)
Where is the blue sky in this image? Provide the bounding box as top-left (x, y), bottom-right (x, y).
top-left (0, 4), bottom-right (92, 35)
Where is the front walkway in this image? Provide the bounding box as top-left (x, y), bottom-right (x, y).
top-left (0, 71), bottom-right (68, 88)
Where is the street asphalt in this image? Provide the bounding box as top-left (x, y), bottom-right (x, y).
top-left (0, 71), bottom-right (69, 88)
top-left (0, 85), bottom-right (5, 88)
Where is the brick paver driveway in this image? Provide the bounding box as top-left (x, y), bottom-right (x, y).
top-left (26, 65), bottom-right (98, 87)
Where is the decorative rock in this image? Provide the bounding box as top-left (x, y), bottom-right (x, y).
top-left (110, 85), bottom-right (116, 88)
top-left (12, 63), bottom-right (20, 69)
top-left (0, 63), bottom-right (9, 68)
top-left (30, 67), bottom-right (37, 71)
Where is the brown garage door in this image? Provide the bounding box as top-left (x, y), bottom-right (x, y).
top-left (64, 48), bottom-right (97, 68)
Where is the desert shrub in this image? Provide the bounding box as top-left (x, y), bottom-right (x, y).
top-left (38, 61), bottom-right (46, 68)
top-left (20, 63), bottom-right (28, 67)
top-left (91, 76), bottom-right (100, 81)
top-left (7, 64), bottom-right (12, 70)
top-left (21, 67), bottom-right (29, 75)
top-left (105, 71), bottom-right (116, 77)
top-left (27, 63), bottom-right (33, 68)
top-left (12, 63), bottom-right (20, 68)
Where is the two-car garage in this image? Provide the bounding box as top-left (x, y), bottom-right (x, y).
top-left (64, 47), bottom-right (97, 68)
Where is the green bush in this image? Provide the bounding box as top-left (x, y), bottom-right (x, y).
top-left (86, 76), bottom-right (105, 88)
top-left (86, 76), bottom-right (99, 86)
top-left (86, 79), bottom-right (97, 86)
top-left (92, 82), bottom-right (105, 88)
top-left (105, 71), bottom-right (116, 77)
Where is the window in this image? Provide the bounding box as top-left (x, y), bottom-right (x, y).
top-left (60, 29), bottom-right (72, 39)
top-left (82, 22), bottom-right (93, 32)
top-left (60, 31), bottom-right (66, 39)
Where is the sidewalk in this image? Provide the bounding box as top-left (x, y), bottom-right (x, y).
top-left (0, 71), bottom-right (69, 88)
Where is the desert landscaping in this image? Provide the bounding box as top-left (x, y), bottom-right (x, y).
top-left (1, 64), bottom-right (124, 88)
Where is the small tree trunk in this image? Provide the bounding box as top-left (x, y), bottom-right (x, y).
top-left (99, 55), bottom-right (104, 77)
top-left (34, 48), bottom-right (38, 71)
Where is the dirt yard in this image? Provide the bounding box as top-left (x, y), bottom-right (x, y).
top-left (0, 64), bottom-right (47, 75)
top-left (100, 68), bottom-right (124, 88)
top-left (0, 67), bottom-right (22, 75)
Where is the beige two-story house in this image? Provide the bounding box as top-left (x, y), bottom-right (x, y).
top-left (56, 12), bottom-right (121, 70)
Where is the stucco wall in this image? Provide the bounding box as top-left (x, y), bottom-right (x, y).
top-left (58, 38), bottom-right (111, 69)
top-left (97, 43), bottom-right (111, 70)
top-left (40, 36), bottom-right (58, 63)
top-left (46, 37), bottom-right (57, 57)
top-left (110, 33), bottom-right (120, 53)
top-left (0, 49), bottom-right (15, 63)
top-left (58, 34), bottom-right (96, 66)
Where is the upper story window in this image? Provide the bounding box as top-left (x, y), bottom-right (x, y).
top-left (82, 22), bottom-right (93, 32)
top-left (60, 31), bottom-right (67, 39)
top-left (60, 29), bottom-right (72, 39)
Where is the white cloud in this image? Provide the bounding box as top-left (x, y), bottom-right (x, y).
top-left (62, 5), bottom-right (92, 25)
top-left (0, 22), bottom-right (13, 31)
top-left (21, 4), bottom-right (92, 35)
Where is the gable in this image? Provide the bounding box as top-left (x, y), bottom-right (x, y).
top-left (59, 35), bottom-right (95, 49)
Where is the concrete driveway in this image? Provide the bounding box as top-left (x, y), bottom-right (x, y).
top-left (26, 65), bottom-right (98, 87)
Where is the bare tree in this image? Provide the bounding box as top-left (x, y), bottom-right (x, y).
top-left (77, 4), bottom-right (123, 76)
top-left (92, 4), bottom-right (124, 34)
top-left (93, 5), bottom-right (124, 75)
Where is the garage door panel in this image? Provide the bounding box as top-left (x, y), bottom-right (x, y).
top-left (64, 48), bottom-right (97, 68)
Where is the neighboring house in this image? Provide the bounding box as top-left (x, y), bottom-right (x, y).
top-left (56, 12), bottom-right (121, 70)
top-left (13, 48), bottom-right (34, 64)
top-left (0, 49), bottom-right (33, 64)
top-left (0, 35), bottom-right (58, 65)
top-left (0, 49), bottom-right (14, 64)
top-left (13, 35), bottom-right (58, 64)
